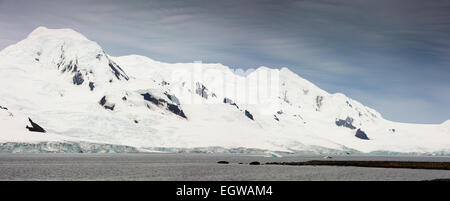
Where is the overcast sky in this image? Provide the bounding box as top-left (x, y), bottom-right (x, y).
top-left (0, 0), bottom-right (449, 123)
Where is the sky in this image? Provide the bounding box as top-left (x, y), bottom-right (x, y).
top-left (0, 0), bottom-right (449, 124)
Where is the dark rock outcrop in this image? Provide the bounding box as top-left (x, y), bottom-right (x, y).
top-left (274, 115), bottom-right (279, 121)
top-left (167, 103), bottom-right (187, 119)
top-left (99, 96), bottom-right (107, 106)
top-left (88, 82), bottom-right (95, 91)
top-left (346, 100), bottom-right (352, 108)
top-left (249, 161), bottom-right (260, 165)
top-left (142, 93), bottom-right (187, 119)
top-left (195, 83), bottom-right (209, 99)
top-left (245, 110), bottom-right (254, 120)
top-left (141, 93), bottom-right (166, 106)
top-left (26, 118), bottom-right (46, 133)
top-left (223, 97), bottom-right (239, 108)
top-left (103, 104), bottom-right (115, 111)
top-left (217, 161), bottom-right (229, 164)
top-left (72, 72), bottom-right (84, 85)
top-left (107, 59), bottom-right (129, 81)
top-left (223, 97), bottom-right (233, 104)
top-left (316, 96), bottom-right (324, 109)
top-left (355, 128), bottom-right (369, 140)
top-left (335, 117), bottom-right (356, 129)
top-left (282, 91), bottom-right (290, 104)
top-left (99, 96), bottom-right (115, 111)
top-left (164, 92), bottom-right (180, 105)
top-left (60, 59), bottom-right (78, 73)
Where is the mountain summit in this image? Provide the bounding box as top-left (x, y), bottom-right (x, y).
top-left (1, 26), bottom-right (128, 91)
top-left (0, 27), bottom-right (449, 154)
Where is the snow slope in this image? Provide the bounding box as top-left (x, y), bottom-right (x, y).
top-left (0, 26), bottom-right (448, 155)
top-left (0, 105), bottom-right (139, 153)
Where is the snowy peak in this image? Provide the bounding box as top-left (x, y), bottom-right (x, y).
top-left (1, 26), bottom-right (98, 58)
top-left (276, 67), bottom-right (381, 127)
top-left (0, 26), bottom-right (129, 90)
top-left (27, 26), bottom-right (89, 41)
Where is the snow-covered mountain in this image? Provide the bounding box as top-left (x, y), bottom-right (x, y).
top-left (0, 27), bottom-right (449, 154)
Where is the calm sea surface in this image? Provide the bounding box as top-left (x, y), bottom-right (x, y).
top-left (0, 153), bottom-right (449, 180)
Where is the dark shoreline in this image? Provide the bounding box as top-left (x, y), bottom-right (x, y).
top-left (266, 160), bottom-right (450, 170)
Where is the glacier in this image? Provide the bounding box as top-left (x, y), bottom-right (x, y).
top-left (0, 141), bottom-right (139, 153)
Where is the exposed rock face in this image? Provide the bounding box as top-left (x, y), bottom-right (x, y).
top-left (336, 117), bottom-right (356, 129)
top-left (223, 97), bottom-right (239, 108)
top-left (99, 96), bottom-right (115, 111)
top-left (167, 103), bottom-right (187, 119)
top-left (316, 96), bottom-right (324, 109)
top-left (249, 161), bottom-right (260, 165)
top-left (346, 101), bottom-right (353, 108)
top-left (164, 92), bottom-right (180, 105)
top-left (142, 93), bottom-right (187, 119)
top-left (73, 72), bottom-right (84, 85)
top-left (223, 97), bottom-right (233, 104)
top-left (282, 90), bottom-right (290, 104)
top-left (56, 48), bottom-right (129, 90)
top-left (274, 115), bottom-right (280, 121)
top-left (99, 96), bottom-right (107, 105)
top-left (26, 118), bottom-right (46, 133)
top-left (141, 93), bottom-right (166, 106)
top-left (53, 44), bottom-right (129, 91)
top-left (59, 58), bottom-right (79, 73)
top-left (107, 59), bottom-right (129, 81)
top-left (245, 110), bottom-right (254, 120)
top-left (103, 104), bottom-right (115, 111)
top-left (88, 82), bottom-right (95, 91)
top-left (355, 128), bottom-right (369, 140)
top-left (195, 82), bottom-right (209, 99)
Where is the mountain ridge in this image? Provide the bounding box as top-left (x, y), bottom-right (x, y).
top-left (0, 26), bottom-right (448, 154)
